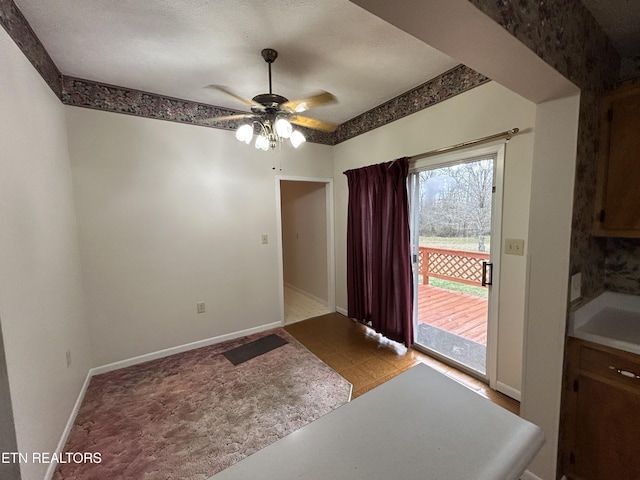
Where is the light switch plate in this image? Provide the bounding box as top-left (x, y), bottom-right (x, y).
top-left (505, 238), bottom-right (525, 256)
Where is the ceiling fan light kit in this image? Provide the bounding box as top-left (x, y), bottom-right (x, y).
top-left (207, 48), bottom-right (337, 152)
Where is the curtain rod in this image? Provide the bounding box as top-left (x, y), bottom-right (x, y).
top-left (409, 128), bottom-right (519, 162)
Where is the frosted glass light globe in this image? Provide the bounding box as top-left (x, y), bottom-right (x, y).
top-left (235, 124), bottom-right (253, 144)
top-left (255, 134), bottom-right (270, 151)
top-left (275, 118), bottom-right (293, 139)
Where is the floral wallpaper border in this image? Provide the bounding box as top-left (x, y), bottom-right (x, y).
top-left (334, 65), bottom-right (489, 144)
top-left (2, 0), bottom-right (485, 148)
top-left (0, 0), bottom-right (62, 97)
top-left (62, 77), bottom-right (243, 130)
top-left (61, 77), bottom-right (336, 146)
top-left (61, 64), bottom-right (485, 147)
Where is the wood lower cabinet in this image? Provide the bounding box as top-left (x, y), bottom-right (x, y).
top-left (561, 338), bottom-right (640, 479)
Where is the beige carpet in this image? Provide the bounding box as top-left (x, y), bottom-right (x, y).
top-left (54, 328), bottom-right (352, 479)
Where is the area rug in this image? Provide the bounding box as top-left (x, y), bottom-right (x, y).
top-left (53, 328), bottom-right (352, 480)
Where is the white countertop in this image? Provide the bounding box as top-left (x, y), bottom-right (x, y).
top-left (570, 291), bottom-right (640, 355)
top-left (209, 364), bottom-right (544, 480)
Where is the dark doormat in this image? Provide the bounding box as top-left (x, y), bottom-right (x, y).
top-left (223, 333), bottom-right (289, 366)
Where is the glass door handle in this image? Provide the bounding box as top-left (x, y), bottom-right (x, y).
top-left (482, 261), bottom-right (493, 286)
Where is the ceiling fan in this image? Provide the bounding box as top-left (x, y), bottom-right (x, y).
top-left (206, 48), bottom-right (338, 151)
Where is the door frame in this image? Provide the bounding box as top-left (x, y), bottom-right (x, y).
top-left (409, 142), bottom-right (505, 389)
top-left (275, 175), bottom-right (336, 325)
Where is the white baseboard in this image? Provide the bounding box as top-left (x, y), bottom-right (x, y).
top-left (496, 381), bottom-right (521, 402)
top-left (520, 470), bottom-right (544, 480)
top-left (47, 321), bottom-right (282, 479)
top-left (284, 282), bottom-right (328, 307)
top-left (92, 322), bottom-right (281, 375)
top-left (336, 306), bottom-right (348, 316)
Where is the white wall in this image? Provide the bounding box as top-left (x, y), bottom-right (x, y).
top-left (333, 81), bottom-right (536, 394)
top-left (0, 29), bottom-right (92, 480)
top-left (281, 181), bottom-right (328, 302)
top-left (521, 93), bottom-right (580, 479)
top-left (65, 107), bottom-right (334, 366)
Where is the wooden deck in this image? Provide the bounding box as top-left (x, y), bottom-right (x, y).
top-left (417, 284), bottom-right (487, 345)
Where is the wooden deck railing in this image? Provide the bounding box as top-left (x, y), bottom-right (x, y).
top-left (418, 246), bottom-right (490, 287)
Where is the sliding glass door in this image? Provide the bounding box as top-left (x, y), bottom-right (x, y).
top-left (410, 153), bottom-right (500, 379)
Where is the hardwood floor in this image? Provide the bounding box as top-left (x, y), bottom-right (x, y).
top-left (285, 312), bottom-right (519, 415)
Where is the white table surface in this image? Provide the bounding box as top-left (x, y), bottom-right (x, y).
top-left (210, 363), bottom-right (544, 480)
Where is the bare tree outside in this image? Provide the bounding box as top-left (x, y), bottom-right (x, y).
top-left (418, 158), bottom-right (493, 252)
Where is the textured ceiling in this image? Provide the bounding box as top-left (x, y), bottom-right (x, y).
top-left (13, 0), bottom-right (459, 125)
top-left (11, 0), bottom-right (637, 127)
top-left (581, 0), bottom-right (640, 58)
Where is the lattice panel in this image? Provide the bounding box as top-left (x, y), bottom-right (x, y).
top-left (418, 247), bottom-right (489, 287)
top-left (429, 252), bottom-right (483, 283)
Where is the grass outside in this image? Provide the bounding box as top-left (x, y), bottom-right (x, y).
top-left (419, 235), bottom-right (490, 252)
top-left (418, 235), bottom-right (490, 298)
top-left (420, 277), bottom-right (488, 298)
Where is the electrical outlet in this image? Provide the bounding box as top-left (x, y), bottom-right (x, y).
top-left (261, 234), bottom-right (269, 245)
top-left (505, 238), bottom-right (525, 256)
top-left (66, 350), bottom-right (72, 368)
top-left (196, 302), bottom-right (206, 314)
top-left (570, 272), bottom-right (582, 302)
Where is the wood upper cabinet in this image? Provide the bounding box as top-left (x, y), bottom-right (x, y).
top-left (561, 338), bottom-right (640, 479)
top-left (593, 83), bottom-right (640, 237)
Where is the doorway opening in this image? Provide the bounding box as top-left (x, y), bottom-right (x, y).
top-left (277, 177), bottom-right (335, 325)
top-left (410, 148), bottom-right (503, 381)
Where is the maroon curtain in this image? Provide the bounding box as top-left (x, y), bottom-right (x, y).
top-left (344, 157), bottom-right (413, 347)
